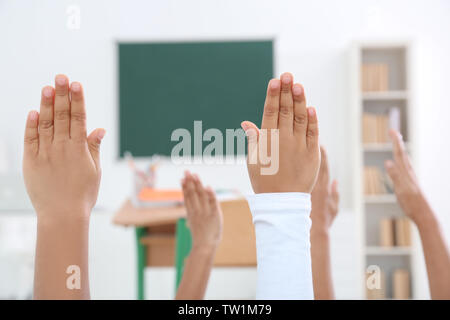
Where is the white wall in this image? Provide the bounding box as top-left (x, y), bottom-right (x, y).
top-left (0, 0), bottom-right (449, 299)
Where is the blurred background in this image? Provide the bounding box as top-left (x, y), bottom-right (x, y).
top-left (0, 0), bottom-right (449, 299)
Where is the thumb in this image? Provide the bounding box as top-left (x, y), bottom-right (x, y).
top-left (331, 179), bottom-right (339, 203)
top-left (384, 160), bottom-right (398, 182)
top-left (241, 121), bottom-right (260, 164)
top-left (87, 128), bottom-right (106, 169)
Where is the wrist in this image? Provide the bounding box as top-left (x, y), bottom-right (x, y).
top-left (37, 210), bottom-right (90, 229)
top-left (407, 193), bottom-right (434, 227)
top-left (191, 243), bottom-right (219, 256)
top-left (310, 225), bottom-right (330, 239)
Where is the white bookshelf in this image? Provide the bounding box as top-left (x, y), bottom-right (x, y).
top-left (351, 41), bottom-right (425, 299)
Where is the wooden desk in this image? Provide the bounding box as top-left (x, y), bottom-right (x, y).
top-left (113, 198), bottom-right (256, 299)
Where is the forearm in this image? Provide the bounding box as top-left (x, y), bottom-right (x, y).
top-left (175, 246), bottom-right (216, 300)
top-left (413, 201), bottom-right (450, 299)
top-left (34, 214), bottom-right (90, 300)
top-left (247, 193), bottom-right (314, 300)
top-left (310, 226), bottom-right (334, 299)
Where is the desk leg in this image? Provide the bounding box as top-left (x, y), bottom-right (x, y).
top-left (135, 226), bottom-right (147, 300)
top-left (174, 218), bottom-right (192, 291)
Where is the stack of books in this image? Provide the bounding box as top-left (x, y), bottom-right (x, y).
top-left (393, 269), bottom-right (410, 299)
top-left (134, 188), bottom-right (184, 208)
top-left (379, 217), bottom-right (412, 247)
top-left (364, 166), bottom-right (389, 195)
top-left (362, 113), bottom-right (389, 144)
top-left (361, 63), bottom-right (389, 92)
top-left (366, 269), bottom-right (411, 300)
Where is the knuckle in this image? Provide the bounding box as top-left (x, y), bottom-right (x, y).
top-left (279, 106), bottom-right (292, 117)
top-left (294, 114), bottom-right (307, 126)
top-left (39, 119), bottom-right (54, 130)
top-left (307, 128), bottom-right (316, 136)
top-left (55, 110), bottom-right (70, 121)
top-left (24, 135), bottom-right (38, 144)
top-left (71, 111), bottom-right (86, 122)
top-left (264, 105), bottom-right (278, 117)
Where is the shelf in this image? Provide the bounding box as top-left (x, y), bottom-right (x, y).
top-left (362, 90), bottom-right (409, 100)
top-left (364, 194), bottom-right (397, 204)
top-left (366, 246), bottom-right (412, 256)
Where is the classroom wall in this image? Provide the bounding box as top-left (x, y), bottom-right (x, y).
top-left (0, 0), bottom-right (449, 299)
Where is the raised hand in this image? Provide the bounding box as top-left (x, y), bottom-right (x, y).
top-left (384, 130), bottom-right (425, 223)
top-left (181, 171), bottom-right (223, 250)
top-left (23, 75), bottom-right (105, 299)
top-left (311, 146), bottom-right (339, 231)
top-left (241, 72), bottom-right (320, 194)
top-left (176, 171), bottom-right (223, 299)
top-left (385, 129), bottom-right (450, 299)
top-left (23, 75), bottom-right (105, 220)
top-left (310, 146), bottom-right (339, 300)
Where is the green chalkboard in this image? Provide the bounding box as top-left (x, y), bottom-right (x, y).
top-left (118, 40), bottom-right (273, 157)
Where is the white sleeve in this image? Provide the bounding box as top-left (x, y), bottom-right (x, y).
top-left (246, 192), bottom-right (313, 300)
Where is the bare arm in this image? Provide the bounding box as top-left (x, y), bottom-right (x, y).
top-left (385, 130), bottom-right (450, 299)
top-left (310, 146), bottom-right (339, 300)
top-left (23, 76), bottom-right (105, 299)
top-left (175, 172), bottom-right (223, 300)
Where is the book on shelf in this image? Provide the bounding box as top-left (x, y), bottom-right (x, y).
top-left (361, 63), bottom-right (389, 92)
top-left (378, 217), bottom-right (411, 248)
top-left (366, 269), bottom-right (386, 300)
top-left (394, 217), bottom-right (411, 247)
top-left (379, 218), bottom-right (395, 247)
top-left (393, 269), bottom-right (410, 299)
top-left (364, 166), bottom-right (388, 195)
top-left (362, 108), bottom-right (401, 144)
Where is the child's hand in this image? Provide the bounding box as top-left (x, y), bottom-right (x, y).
top-left (311, 146), bottom-right (339, 232)
top-left (384, 130), bottom-right (427, 223)
top-left (181, 171), bottom-right (223, 250)
top-left (241, 73), bottom-right (320, 193)
top-left (23, 75), bottom-right (105, 221)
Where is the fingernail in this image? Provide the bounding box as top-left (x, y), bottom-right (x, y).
top-left (28, 111), bottom-right (38, 121)
top-left (293, 84), bottom-right (303, 96)
top-left (55, 75), bottom-right (67, 86)
top-left (97, 129), bottom-right (106, 140)
top-left (281, 73), bottom-right (292, 84)
top-left (385, 160), bottom-right (393, 168)
top-left (308, 107), bottom-right (316, 116)
top-left (270, 79), bottom-right (280, 89)
top-left (71, 82), bottom-right (81, 92)
top-left (241, 122), bottom-right (249, 131)
top-left (43, 87), bottom-right (53, 98)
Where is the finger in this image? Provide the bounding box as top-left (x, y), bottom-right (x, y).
top-left (70, 82), bottom-right (87, 141)
top-left (181, 173), bottom-right (195, 216)
top-left (186, 173), bottom-right (200, 211)
top-left (331, 179), bottom-right (339, 204)
top-left (278, 73), bottom-right (294, 132)
top-left (206, 186), bottom-right (221, 217)
top-left (389, 129), bottom-right (406, 163)
top-left (319, 146), bottom-right (329, 182)
top-left (192, 174), bottom-right (209, 211)
top-left (53, 74), bottom-right (71, 141)
top-left (241, 121), bottom-right (260, 164)
top-left (39, 86), bottom-right (55, 149)
top-left (384, 160), bottom-right (399, 183)
top-left (87, 128), bottom-right (106, 171)
top-left (293, 83), bottom-right (308, 138)
top-left (205, 186), bottom-right (218, 208)
top-left (24, 111), bottom-right (39, 157)
top-left (306, 107), bottom-right (319, 149)
top-left (261, 79), bottom-right (281, 130)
